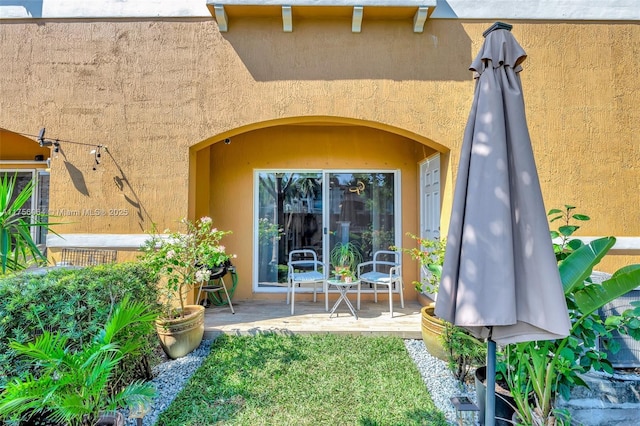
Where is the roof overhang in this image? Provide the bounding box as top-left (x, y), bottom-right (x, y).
top-left (206, 1), bottom-right (437, 33)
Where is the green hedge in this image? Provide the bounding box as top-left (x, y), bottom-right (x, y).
top-left (0, 262), bottom-right (162, 389)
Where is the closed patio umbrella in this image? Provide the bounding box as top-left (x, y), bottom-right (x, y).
top-left (434, 23), bottom-right (571, 425)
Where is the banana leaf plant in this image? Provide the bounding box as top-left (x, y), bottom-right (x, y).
top-left (0, 296), bottom-right (158, 426)
top-left (0, 173), bottom-right (60, 274)
top-left (501, 237), bottom-right (640, 425)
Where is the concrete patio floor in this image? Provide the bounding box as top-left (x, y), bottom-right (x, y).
top-left (203, 298), bottom-right (423, 339)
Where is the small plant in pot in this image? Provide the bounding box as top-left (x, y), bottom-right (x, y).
top-left (140, 216), bottom-right (235, 359)
top-left (396, 234), bottom-right (485, 382)
top-left (330, 241), bottom-right (362, 280)
top-left (0, 297), bottom-right (157, 426)
top-left (334, 266), bottom-right (356, 283)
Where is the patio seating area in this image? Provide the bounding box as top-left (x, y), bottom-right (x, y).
top-left (203, 299), bottom-right (423, 339)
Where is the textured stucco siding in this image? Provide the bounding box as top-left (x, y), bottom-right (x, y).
top-left (0, 17), bottom-right (638, 278)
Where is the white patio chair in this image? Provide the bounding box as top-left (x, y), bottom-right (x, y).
top-left (357, 250), bottom-right (404, 317)
top-left (287, 249), bottom-right (326, 315)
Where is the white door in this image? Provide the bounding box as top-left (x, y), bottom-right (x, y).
top-left (419, 154), bottom-right (441, 298)
top-left (420, 154), bottom-right (441, 242)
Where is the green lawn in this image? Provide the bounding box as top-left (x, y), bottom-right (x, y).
top-left (155, 334), bottom-right (449, 426)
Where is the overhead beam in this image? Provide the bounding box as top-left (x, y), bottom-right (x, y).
top-left (413, 6), bottom-right (428, 33)
top-left (352, 6), bottom-right (363, 33)
top-left (206, 3), bottom-right (439, 34)
top-left (213, 4), bottom-right (228, 32)
top-left (282, 5), bottom-right (292, 32)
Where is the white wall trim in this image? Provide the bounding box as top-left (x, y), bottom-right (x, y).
top-left (47, 233), bottom-right (158, 250)
top-left (1, 1), bottom-right (639, 21)
top-left (1, 160), bottom-right (48, 165)
top-left (554, 236), bottom-right (640, 255)
top-left (48, 233), bottom-right (640, 254)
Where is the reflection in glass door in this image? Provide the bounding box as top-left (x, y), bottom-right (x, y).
top-left (327, 172), bottom-right (396, 267)
top-left (254, 170), bottom-right (398, 291)
top-left (256, 172), bottom-right (323, 288)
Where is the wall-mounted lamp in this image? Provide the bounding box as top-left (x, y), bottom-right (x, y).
top-left (38, 128), bottom-right (54, 147)
top-left (33, 127), bottom-right (108, 171)
top-left (37, 128), bottom-right (60, 158)
top-left (90, 145), bottom-right (103, 170)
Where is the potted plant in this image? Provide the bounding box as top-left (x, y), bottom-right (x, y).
top-left (140, 216), bottom-right (235, 359)
top-left (394, 232), bottom-right (447, 296)
top-left (499, 237), bottom-right (640, 425)
top-left (441, 321), bottom-right (486, 385)
top-left (335, 267), bottom-right (356, 283)
top-left (0, 297), bottom-right (157, 426)
top-left (394, 233), bottom-right (448, 360)
top-left (330, 241), bottom-right (362, 280)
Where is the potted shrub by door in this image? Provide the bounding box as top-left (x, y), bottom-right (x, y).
top-left (141, 216), bottom-right (235, 359)
top-left (394, 233), bottom-right (448, 360)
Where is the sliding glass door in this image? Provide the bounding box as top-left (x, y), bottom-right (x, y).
top-left (254, 170), bottom-right (399, 291)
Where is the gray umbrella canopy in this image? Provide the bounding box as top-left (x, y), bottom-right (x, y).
top-left (435, 27), bottom-right (570, 345)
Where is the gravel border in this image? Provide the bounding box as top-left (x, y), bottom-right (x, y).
top-left (125, 340), bottom-right (214, 426)
top-left (127, 338), bottom-right (476, 425)
top-left (404, 339), bottom-right (478, 424)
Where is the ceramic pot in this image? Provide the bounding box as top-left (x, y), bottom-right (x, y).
top-left (155, 304), bottom-right (205, 359)
top-left (475, 366), bottom-right (516, 426)
top-left (421, 304), bottom-right (447, 361)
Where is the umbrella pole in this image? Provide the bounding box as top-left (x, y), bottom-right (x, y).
top-left (485, 338), bottom-right (497, 426)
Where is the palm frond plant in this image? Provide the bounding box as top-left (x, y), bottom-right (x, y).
top-left (0, 172), bottom-right (60, 274)
top-left (0, 296), bottom-right (158, 426)
top-left (501, 237), bottom-right (640, 425)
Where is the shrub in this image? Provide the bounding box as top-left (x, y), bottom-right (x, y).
top-left (0, 296), bottom-right (157, 426)
top-left (0, 262), bottom-right (162, 390)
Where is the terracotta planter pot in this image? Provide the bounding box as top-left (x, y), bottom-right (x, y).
top-left (155, 304), bottom-right (205, 359)
top-left (421, 304), bottom-right (447, 361)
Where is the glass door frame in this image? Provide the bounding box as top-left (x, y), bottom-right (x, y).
top-left (252, 169), bottom-right (402, 293)
top-left (0, 168), bottom-right (49, 244)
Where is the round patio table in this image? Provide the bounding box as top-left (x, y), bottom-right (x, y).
top-left (327, 279), bottom-right (360, 319)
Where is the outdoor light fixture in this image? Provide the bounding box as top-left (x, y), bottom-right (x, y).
top-left (128, 403), bottom-right (150, 426)
top-left (37, 127), bottom-right (55, 147)
top-left (90, 145), bottom-right (103, 170)
top-left (33, 127), bottom-right (108, 171)
top-left (450, 396), bottom-right (479, 426)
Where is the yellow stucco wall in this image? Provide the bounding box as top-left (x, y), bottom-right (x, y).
top-left (0, 18), bottom-right (638, 290)
top-left (0, 130), bottom-right (50, 163)
top-left (205, 124), bottom-right (435, 300)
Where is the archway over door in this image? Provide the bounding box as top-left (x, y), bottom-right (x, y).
top-left (191, 118), bottom-right (448, 301)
